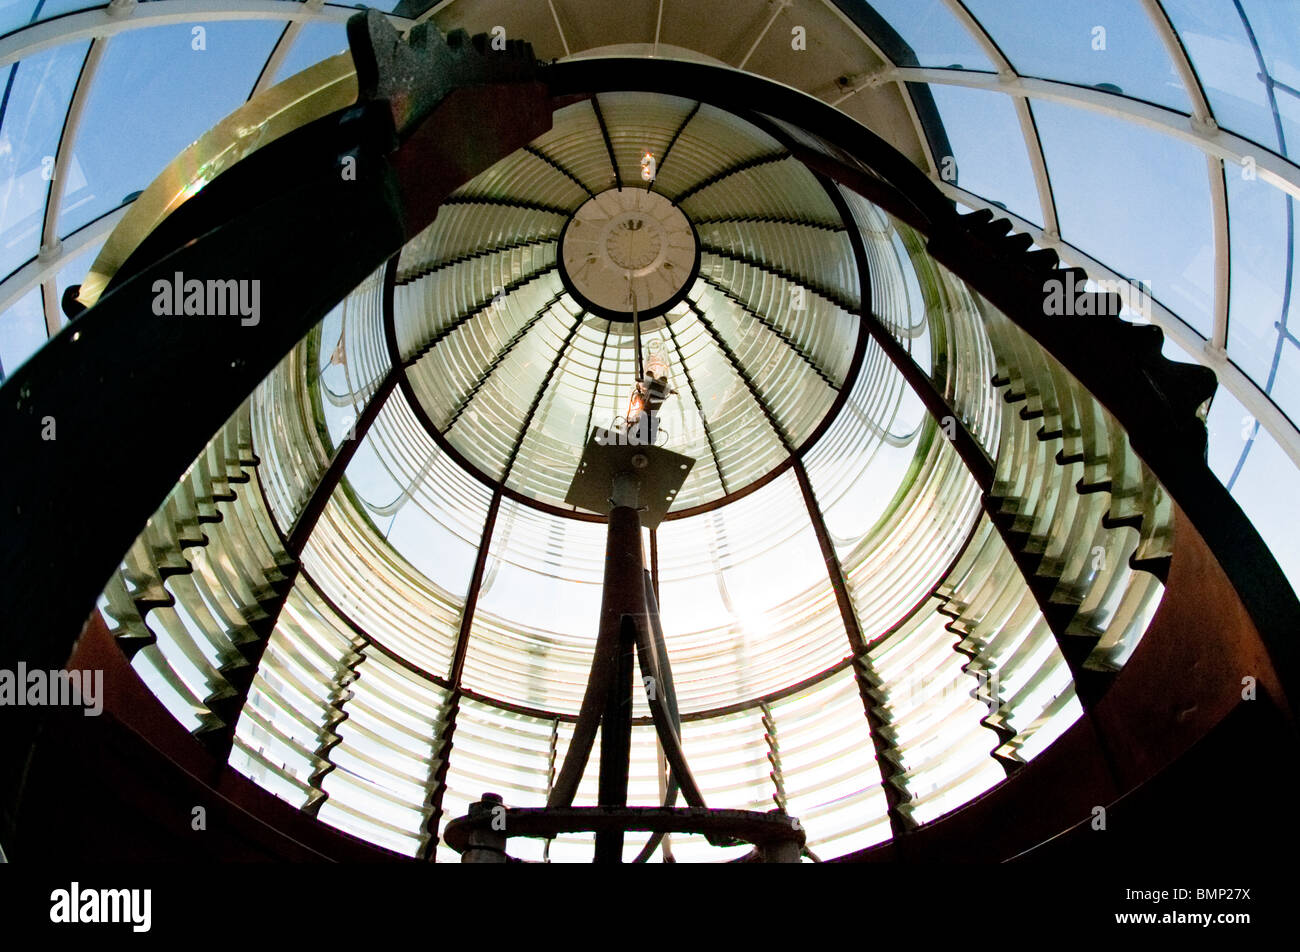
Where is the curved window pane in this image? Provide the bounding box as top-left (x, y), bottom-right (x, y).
top-left (1229, 423), bottom-right (1300, 593)
top-left (1268, 335), bottom-right (1300, 426)
top-left (0, 284), bottom-right (44, 380)
top-left (0, 0), bottom-right (98, 39)
top-left (1226, 170), bottom-right (1297, 413)
top-left (1163, 0), bottom-right (1299, 156)
top-left (58, 20), bottom-right (283, 237)
top-left (963, 0), bottom-right (1191, 112)
top-left (1173, 377), bottom-right (1299, 601)
top-left (0, 42), bottom-right (89, 280)
top-left (928, 83), bottom-right (1043, 225)
top-left (1034, 99), bottom-right (1215, 336)
top-left (863, 0), bottom-right (994, 71)
top-left (1205, 379), bottom-right (1252, 486)
top-left (1238, 0), bottom-right (1300, 157)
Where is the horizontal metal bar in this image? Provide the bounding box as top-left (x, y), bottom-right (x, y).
top-left (443, 805), bottom-right (804, 854)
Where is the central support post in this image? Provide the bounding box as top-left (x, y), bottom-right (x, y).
top-left (594, 473), bottom-right (645, 863)
top-left (556, 435), bottom-right (693, 862)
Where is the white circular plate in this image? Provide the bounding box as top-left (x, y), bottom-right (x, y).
top-left (560, 188), bottom-right (697, 316)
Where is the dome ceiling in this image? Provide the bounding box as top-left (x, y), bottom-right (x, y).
top-left (11, 0), bottom-right (1287, 864)
top-left (392, 93), bottom-right (861, 512)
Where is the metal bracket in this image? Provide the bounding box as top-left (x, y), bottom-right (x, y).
top-left (565, 429), bottom-right (694, 529)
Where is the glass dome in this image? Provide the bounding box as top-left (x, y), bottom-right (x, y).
top-left (4, 0), bottom-right (1296, 863)
top-left (391, 93), bottom-right (862, 512)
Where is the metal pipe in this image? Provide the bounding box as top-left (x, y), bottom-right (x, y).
top-left (630, 284), bottom-right (644, 380)
top-left (643, 571), bottom-right (680, 729)
top-left (631, 613), bottom-right (705, 809)
top-left (631, 569), bottom-right (678, 863)
top-left (547, 502), bottom-right (648, 853)
top-left (611, 470), bottom-right (640, 509)
top-left (596, 614), bottom-right (637, 863)
top-left (546, 644), bottom-right (615, 808)
top-left (593, 504), bottom-right (647, 862)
